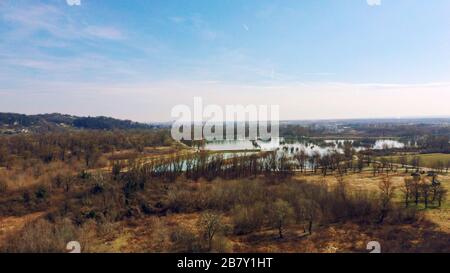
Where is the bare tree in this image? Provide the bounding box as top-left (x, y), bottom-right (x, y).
top-left (410, 156), bottom-right (421, 172)
top-left (269, 199), bottom-right (294, 239)
top-left (411, 175), bottom-right (421, 206)
top-left (294, 150), bottom-right (307, 173)
top-left (335, 173), bottom-right (347, 203)
top-left (298, 198), bottom-right (320, 235)
top-left (357, 154), bottom-right (365, 173)
top-left (399, 155), bottom-right (407, 169)
top-left (198, 211), bottom-right (222, 251)
top-left (378, 175), bottom-right (395, 223)
top-left (434, 185), bottom-right (447, 207)
top-left (420, 183), bottom-right (431, 208)
top-left (401, 178), bottom-right (413, 208)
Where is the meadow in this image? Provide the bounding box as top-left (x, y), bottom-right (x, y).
top-left (378, 153), bottom-right (450, 169)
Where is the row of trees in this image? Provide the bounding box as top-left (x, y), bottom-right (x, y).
top-left (119, 151), bottom-right (295, 189)
top-left (402, 176), bottom-right (447, 208)
top-left (117, 147), bottom-right (450, 187)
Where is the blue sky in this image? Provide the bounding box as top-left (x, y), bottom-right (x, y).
top-left (0, 0), bottom-right (449, 121)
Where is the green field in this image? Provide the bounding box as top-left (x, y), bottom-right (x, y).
top-left (379, 153), bottom-right (450, 169)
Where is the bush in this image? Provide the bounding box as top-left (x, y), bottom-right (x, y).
top-left (208, 180), bottom-right (266, 211)
top-left (232, 202), bottom-right (266, 235)
top-left (170, 228), bottom-right (201, 253)
top-left (389, 206), bottom-right (418, 224)
top-left (268, 199), bottom-right (295, 239)
top-left (211, 234), bottom-right (233, 253)
top-left (1, 218), bottom-right (78, 253)
top-left (166, 183), bottom-right (210, 212)
top-left (111, 161), bottom-right (123, 179)
top-left (35, 185), bottom-right (49, 200)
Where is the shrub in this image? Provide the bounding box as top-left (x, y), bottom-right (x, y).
top-left (211, 234), bottom-right (233, 253)
top-left (232, 202), bottom-right (266, 235)
top-left (389, 206), bottom-right (418, 224)
top-left (208, 180), bottom-right (266, 211)
top-left (111, 161), bottom-right (123, 179)
top-left (35, 185), bottom-right (49, 200)
top-left (1, 218), bottom-right (78, 253)
top-left (90, 183), bottom-right (104, 195)
top-left (147, 218), bottom-right (171, 253)
top-left (170, 227), bottom-right (201, 253)
top-left (268, 199), bottom-right (295, 239)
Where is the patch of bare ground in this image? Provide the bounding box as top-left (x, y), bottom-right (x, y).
top-left (0, 212), bottom-right (44, 245)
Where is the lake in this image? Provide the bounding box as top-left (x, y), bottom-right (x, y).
top-left (204, 138), bottom-right (406, 154)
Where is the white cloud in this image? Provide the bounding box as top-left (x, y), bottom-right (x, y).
top-left (66, 0), bottom-right (81, 6)
top-left (367, 0), bottom-right (381, 6)
top-left (2, 4), bottom-right (123, 41)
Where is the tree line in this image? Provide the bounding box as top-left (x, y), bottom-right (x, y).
top-left (0, 130), bottom-right (173, 169)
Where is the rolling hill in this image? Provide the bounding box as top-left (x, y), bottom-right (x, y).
top-left (0, 112), bottom-right (157, 134)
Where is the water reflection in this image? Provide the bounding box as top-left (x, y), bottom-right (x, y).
top-left (204, 138), bottom-right (407, 154)
top-left (372, 139), bottom-right (405, 149)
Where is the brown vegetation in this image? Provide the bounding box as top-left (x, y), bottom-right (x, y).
top-left (0, 129), bottom-right (448, 253)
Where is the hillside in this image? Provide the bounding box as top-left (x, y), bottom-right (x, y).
top-left (0, 112), bottom-right (156, 134)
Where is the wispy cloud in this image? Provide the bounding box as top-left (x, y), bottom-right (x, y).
top-left (66, 0), bottom-right (81, 6)
top-left (168, 15), bottom-right (218, 41)
top-left (1, 3), bottom-right (123, 41)
top-left (367, 0), bottom-right (381, 6)
top-left (0, 1), bottom-right (129, 80)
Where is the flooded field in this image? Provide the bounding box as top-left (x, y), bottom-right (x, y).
top-left (204, 138), bottom-right (407, 154)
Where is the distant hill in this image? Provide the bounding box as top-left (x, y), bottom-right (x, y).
top-left (0, 112), bottom-right (157, 134)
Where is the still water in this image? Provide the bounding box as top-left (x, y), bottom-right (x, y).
top-left (204, 138), bottom-right (406, 154)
